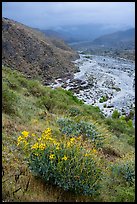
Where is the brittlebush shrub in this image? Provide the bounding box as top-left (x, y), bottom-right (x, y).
top-left (57, 118), bottom-right (103, 147)
top-left (17, 128), bottom-right (101, 197)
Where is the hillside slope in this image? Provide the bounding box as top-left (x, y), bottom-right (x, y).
top-left (2, 18), bottom-right (79, 84)
top-left (2, 66), bottom-right (135, 202)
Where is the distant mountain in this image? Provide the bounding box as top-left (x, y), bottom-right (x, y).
top-left (2, 18), bottom-right (79, 84)
top-left (92, 28), bottom-right (135, 49)
top-left (39, 23), bottom-right (123, 43)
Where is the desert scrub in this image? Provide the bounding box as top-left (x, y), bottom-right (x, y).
top-left (35, 88), bottom-right (82, 113)
top-left (57, 118), bottom-right (103, 147)
top-left (2, 83), bottom-right (19, 115)
top-left (105, 114), bottom-right (135, 136)
top-left (69, 107), bottom-right (81, 116)
top-left (17, 128), bottom-right (101, 197)
top-left (107, 158), bottom-right (135, 202)
top-left (110, 160), bottom-right (135, 186)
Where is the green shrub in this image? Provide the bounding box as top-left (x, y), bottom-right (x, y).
top-left (120, 115), bottom-right (126, 121)
top-left (127, 119), bottom-right (133, 128)
top-left (112, 109), bottom-right (121, 119)
top-left (110, 186), bottom-right (135, 202)
top-left (110, 161), bottom-right (135, 186)
top-left (2, 84), bottom-right (19, 115)
top-left (105, 117), bottom-right (135, 138)
top-left (26, 80), bottom-right (46, 97)
top-left (57, 118), bottom-right (103, 147)
top-left (99, 95), bottom-right (108, 103)
top-left (36, 95), bottom-right (56, 111)
top-left (69, 107), bottom-right (81, 116)
top-left (64, 90), bottom-right (83, 105)
top-left (103, 104), bottom-right (107, 108)
top-left (127, 136), bottom-right (135, 147)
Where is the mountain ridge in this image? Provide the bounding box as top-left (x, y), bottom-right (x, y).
top-left (92, 28), bottom-right (135, 48)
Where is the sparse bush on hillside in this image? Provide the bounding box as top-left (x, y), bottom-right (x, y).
top-left (99, 95), bottom-right (108, 103)
top-left (105, 117), bottom-right (135, 138)
top-left (110, 186), bottom-right (135, 202)
top-left (64, 90), bottom-right (84, 105)
top-left (2, 84), bottom-right (19, 115)
top-left (112, 109), bottom-right (121, 119)
top-left (35, 88), bottom-right (83, 112)
top-left (110, 161), bottom-right (135, 186)
top-left (69, 107), bottom-right (81, 116)
top-left (26, 80), bottom-right (47, 97)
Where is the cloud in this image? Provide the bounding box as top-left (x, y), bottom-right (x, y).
top-left (2, 2), bottom-right (135, 29)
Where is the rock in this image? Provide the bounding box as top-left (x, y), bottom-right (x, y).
top-left (107, 104), bottom-right (114, 108)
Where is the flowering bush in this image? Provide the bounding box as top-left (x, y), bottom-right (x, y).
top-left (17, 128), bottom-right (101, 196)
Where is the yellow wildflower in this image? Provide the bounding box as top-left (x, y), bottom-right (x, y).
top-left (17, 136), bottom-right (24, 146)
top-left (49, 154), bottom-right (55, 160)
top-left (85, 153), bottom-right (90, 157)
top-left (31, 133), bottom-right (36, 137)
top-left (42, 130), bottom-right (52, 140)
top-left (70, 138), bottom-right (75, 143)
top-left (67, 141), bottom-right (71, 148)
top-left (22, 131), bottom-right (29, 138)
top-left (31, 143), bottom-right (39, 149)
top-left (41, 133), bottom-right (46, 139)
top-left (39, 143), bottom-right (46, 150)
top-left (44, 128), bottom-right (51, 135)
top-left (56, 146), bottom-right (60, 150)
top-left (54, 141), bottom-right (59, 146)
top-left (17, 136), bottom-right (23, 142)
top-left (48, 137), bottom-right (54, 141)
top-left (92, 149), bottom-right (97, 153)
top-left (34, 153), bottom-right (39, 156)
top-left (62, 155), bottom-right (68, 161)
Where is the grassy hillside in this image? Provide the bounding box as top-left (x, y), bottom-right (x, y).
top-left (2, 66), bottom-right (135, 202)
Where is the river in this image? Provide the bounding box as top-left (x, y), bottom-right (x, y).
top-left (50, 53), bottom-right (135, 117)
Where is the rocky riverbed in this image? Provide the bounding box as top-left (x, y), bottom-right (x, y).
top-left (49, 53), bottom-right (135, 117)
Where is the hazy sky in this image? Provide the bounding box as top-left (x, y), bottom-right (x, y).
top-left (2, 2), bottom-right (135, 29)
